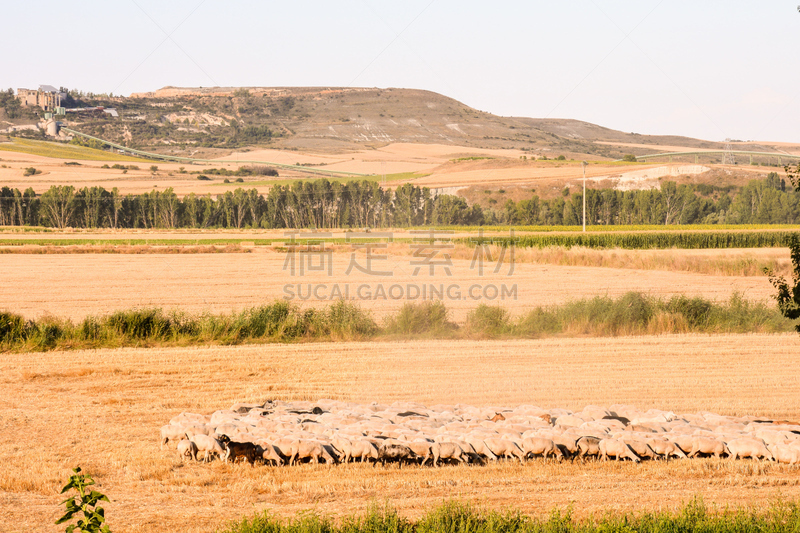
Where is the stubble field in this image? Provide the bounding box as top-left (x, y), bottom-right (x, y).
top-left (0, 138), bottom-right (759, 196)
top-left (0, 248), bottom-right (778, 322)
top-left (2, 335), bottom-right (800, 532)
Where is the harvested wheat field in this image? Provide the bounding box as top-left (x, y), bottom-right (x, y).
top-left (0, 252), bottom-right (776, 322)
top-left (0, 138), bottom-right (715, 195)
top-left (2, 334), bottom-right (800, 532)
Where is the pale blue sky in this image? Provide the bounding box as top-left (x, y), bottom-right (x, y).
top-left (3, 1), bottom-right (799, 142)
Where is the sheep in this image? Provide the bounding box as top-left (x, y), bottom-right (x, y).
top-left (619, 437), bottom-right (657, 460)
top-left (160, 424), bottom-right (188, 449)
top-left (576, 436), bottom-right (601, 461)
top-left (644, 437), bottom-right (687, 460)
top-left (378, 442), bottom-right (416, 467)
top-left (189, 434), bottom-right (226, 463)
top-left (405, 440), bottom-right (433, 465)
top-left (290, 439), bottom-right (336, 465)
top-left (689, 437), bottom-right (728, 459)
top-left (727, 438), bottom-right (774, 461)
top-left (430, 442), bottom-right (467, 466)
top-left (599, 439), bottom-right (641, 463)
top-left (161, 400), bottom-right (800, 470)
top-left (521, 437), bottom-right (563, 462)
top-left (177, 439), bottom-right (197, 462)
top-left (769, 444), bottom-right (800, 464)
top-left (462, 436), bottom-right (499, 462)
top-left (483, 438), bottom-right (525, 463)
top-left (258, 442), bottom-right (286, 466)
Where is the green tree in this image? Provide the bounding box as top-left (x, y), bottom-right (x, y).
top-left (785, 163), bottom-right (800, 191)
top-left (764, 235), bottom-right (800, 333)
top-left (0, 89), bottom-right (21, 119)
top-left (40, 186), bottom-right (77, 228)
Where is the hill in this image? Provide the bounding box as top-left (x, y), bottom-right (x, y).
top-left (53, 86), bottom-right (766, 159)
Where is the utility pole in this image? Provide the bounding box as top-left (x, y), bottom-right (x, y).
top-left (582, 161), bottom-right (587, 232)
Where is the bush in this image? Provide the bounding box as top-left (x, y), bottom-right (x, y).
top-left (229, 302), bottom-right (299, 340)
top-left (556, 155), bottom-right (566, 160)
top-left (197, 175), bottom-right (211, 181)
top-left (623, 154), bottom-right (637, 162)
top-left (319, 300), bottom-right (378, 340)
top-left (0, 311), bottom-right (27, 343)
top-left (465, 305), bottom-right (511, 338)
top-left (23, 167), bottom-right (41, 176)
top-left (384, 301), bottom-right (456, 336)
top-left (28, 317), bottom-right (66, 348)
top-left (245, 165), bottom-right (279, 177)
top-left (106, 309), bottom-right (173, 339)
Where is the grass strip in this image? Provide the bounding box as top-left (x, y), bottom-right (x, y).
top-left (219, 499), bottom-right (800, 533)
top-left (0, 293), bottom-right (793, 353)
top-left (0, 138), bottom-right (149, 162)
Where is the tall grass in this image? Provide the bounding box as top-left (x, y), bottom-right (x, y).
top-left (383, 301), bottom-right (456, 337)
top-left (0, 294), bottom-right (794, 353)
top-left (219, 499), bottom-right (800, 533)
top-left (513, 292), bottom-right (791, 338)
top-left (0, 301), bottom-right (377, 352)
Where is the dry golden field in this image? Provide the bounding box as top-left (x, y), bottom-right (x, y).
top-left (0, 249), bottom-right (777, 323)
top-left (0, 139), bottom-right (739, 195)
top-left (2, 335), bottom-right (800, 532)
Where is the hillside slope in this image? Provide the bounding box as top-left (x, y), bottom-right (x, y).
top-left (34, 86), bottom-right (777, 158)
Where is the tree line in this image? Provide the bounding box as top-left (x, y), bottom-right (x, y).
top-left (505, 173), bottom-right (800, 226)
top-left (0, 181), bottom-right (482, 229)
top-left (0, 174), bottom-right (797, 229)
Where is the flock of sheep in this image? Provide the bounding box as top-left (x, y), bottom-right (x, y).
top-left (159, 399), bottom-right (800, 466)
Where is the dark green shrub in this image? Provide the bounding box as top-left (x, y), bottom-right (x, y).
top-left (29, 318), bottom-right (65, 348)
top-left (106, 309), bottom-right (172, 339)
top-left (78, 317), bottom-right (104, 341)
top-left (667, 295), bottom-right (712, 327)
top-left (0, 311), bottom-right (27, 343)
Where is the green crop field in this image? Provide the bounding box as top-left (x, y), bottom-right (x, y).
top-left (0, 138), bottom-right (150, 162)
top-left (471, 230), bottom-right (800, 249)
top-left (434, 224), bottom-right (800, 233)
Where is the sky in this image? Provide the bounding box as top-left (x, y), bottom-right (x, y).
top-left (3, 1), bottom-right (800, 143)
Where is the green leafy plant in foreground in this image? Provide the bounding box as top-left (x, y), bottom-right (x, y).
top-left (56, 467), bottom-right (112, 533)
top-left (764, 233), bottom-right (800, 332)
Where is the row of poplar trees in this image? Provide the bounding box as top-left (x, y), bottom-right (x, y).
top-left (0, 180), bottom-right (483, 229)
top-left (0, 175), bottom-right (798, 229)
